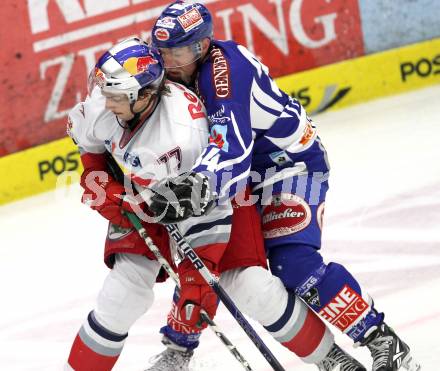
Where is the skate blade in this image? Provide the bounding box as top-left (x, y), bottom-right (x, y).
top-left (402, 353), bottom-right (421, 371)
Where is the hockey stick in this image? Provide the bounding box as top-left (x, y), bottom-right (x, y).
top-left (105, 152), bottom-right (252, 370)
top-left (124, 211), bottom-right (253, 371)
top-left (165, 223), bottom-right (286, 371)
top-left (105, 154), bottom-right (282, 370)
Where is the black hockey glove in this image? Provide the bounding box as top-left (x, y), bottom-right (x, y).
top-left (149, 172), bottom-right (216, 224)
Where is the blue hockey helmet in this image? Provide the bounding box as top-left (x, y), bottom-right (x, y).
top-left (151, 1), bottom-right (213, 49)
top-left (89, 37), bottom-right (165, 103)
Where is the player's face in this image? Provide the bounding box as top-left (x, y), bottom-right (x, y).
top-left (160, 45), bottom-right (199, 85)
top-left (166, 62), bottom-right (198, 85)
top-left (103, 90), bottom-right (156, 121)
top-left (160, 45), bottom-right (199, 68)
top-left (103, 92), bottom-right (134, 121)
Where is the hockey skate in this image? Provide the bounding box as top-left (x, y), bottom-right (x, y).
top-left (145, 336), bottom-right (193, 371)
top-left (362, 322), bottom-right (421, 371)
top-left (316, 343), bottom-right (366, 371)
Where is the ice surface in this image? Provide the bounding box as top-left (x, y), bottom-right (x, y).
top-left (1, 85), bottom-right (439, 370)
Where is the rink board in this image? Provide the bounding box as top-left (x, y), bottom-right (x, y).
top-left (276, 37), bottom-right (440, 114)
top-left (0, 138), bottom-right (80, 205)
top-left (1, 38), bottom-right (440, 205)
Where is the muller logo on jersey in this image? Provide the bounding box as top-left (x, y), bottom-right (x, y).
top-left (211, 47), bottom-right (231, 99)
top-left (319, 285), bottom-right (370, 332)
top-left (262, 193), bottom-right (312, 238)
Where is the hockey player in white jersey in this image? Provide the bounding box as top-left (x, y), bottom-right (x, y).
top-left (65, 38), bottom-right (370, 371)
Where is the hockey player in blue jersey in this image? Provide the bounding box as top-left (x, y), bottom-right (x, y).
top-left (146, 2), bottom-right (421, 371)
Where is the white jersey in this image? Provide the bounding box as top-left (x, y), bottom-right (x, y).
top-left (67, 85), bottom-right (331, 369)
top-left (68, 82), bottom-right (232, 250)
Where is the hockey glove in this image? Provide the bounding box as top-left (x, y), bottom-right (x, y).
top-left (80, 153), bottom-right (145, 227)
top-left (167, 259), bottom-right (219, 333)
top-left (149, 171), bottom-right (215, 224)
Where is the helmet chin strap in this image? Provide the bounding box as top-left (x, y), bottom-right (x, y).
top-left (126, 93), bottom-right (160, 131)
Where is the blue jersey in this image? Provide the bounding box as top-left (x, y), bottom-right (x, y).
top-left (192, 40), bottom-right (329, 200)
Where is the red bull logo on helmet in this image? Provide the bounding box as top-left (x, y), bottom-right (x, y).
top-left (94, 67), bottom-right (106, 87)
top-left (123, 56), bottom-right (158, 75)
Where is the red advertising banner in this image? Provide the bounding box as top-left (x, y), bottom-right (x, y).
top-left (0, 0), bottom-right (364, 155)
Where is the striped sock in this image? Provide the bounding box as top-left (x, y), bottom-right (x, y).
top-left (264, 295), bottom-right (334, 364)
top-left (67, 311), bottom-right (128, 371)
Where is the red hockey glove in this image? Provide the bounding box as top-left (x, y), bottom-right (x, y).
top-left (167, 259), bottom-right (219, 333)
top-left (79, 153), bottom-right (145, 227)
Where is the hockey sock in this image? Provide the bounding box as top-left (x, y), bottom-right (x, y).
top-left (296, 262), bottom-right (384, 342)
top-left (269, 244), bottom-right (384, 343)
top-left (263, 293), bottom-right (334, 364)
top-left (67, 311), bottom-right (128, 371)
